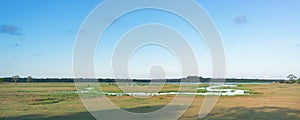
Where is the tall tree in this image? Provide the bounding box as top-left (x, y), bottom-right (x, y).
top-left (287, 74), bottom-right (297, 80)
top-left (12, 75), bottom-right (20, 85)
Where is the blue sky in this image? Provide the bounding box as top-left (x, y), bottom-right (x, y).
top-left (0, 0), bottom-right (299, 79)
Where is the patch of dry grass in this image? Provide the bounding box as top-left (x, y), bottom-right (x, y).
top-left (0, 83), bottom-right (299, 120)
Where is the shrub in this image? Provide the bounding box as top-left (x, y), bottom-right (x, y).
top-left (197, 89), bottom-right (208, 93)
top-left (279, 81), bottom-right (285, 83)
top-left (29, 98), bottom-right (64, 105)
top-left (285, 80), bottom-right (296, 84)
top-left (26, 76), bottom-right (33, 83)
top-left (297, 78), bottom-right (300, 83)
top-left (0, 78), bottom-right (6, 83)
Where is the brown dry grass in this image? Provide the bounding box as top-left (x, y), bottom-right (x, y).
top-left (0, 83), bottom-right (299, 120)
top-left (180, 84), bottom-right (300, 120)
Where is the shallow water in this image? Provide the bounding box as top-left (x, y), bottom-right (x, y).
top-left (148, 82), bottom-right (273, 85)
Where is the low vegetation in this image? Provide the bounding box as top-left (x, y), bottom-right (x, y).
top-left (0, 83), bottom-right (299, 120)
top-left (281, 74), bottom-right (300, 84)
top-left (0, 78), bottom-right (5, 83)
top-left (279, 80), bottom-right (300, 84)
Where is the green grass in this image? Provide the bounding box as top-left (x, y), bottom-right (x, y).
top-left (197, 89), bottom-right (208, 93)
top-left (277, 86), bottom-right (289, 88)
top-left (0, 83), bottom-right (299, 120)
top-left (29, 98), bottom-right (64, 105)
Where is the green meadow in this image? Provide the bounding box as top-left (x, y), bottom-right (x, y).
top-left (0, 83), bottom-right (299, 120)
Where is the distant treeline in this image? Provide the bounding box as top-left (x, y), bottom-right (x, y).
top-left (1, 76), bottom-right (285, 83)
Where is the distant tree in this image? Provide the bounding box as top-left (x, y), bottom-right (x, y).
top-left (286, 74), bottom-right (297, 81)
top-left (12, 75), bottom-right (20, 85)
top-left (26, 76), bottom-right (32, 83)
top-left (287, 80), bottom-right (297, 84)
top-left (0, 78), bottom-right (5, 83)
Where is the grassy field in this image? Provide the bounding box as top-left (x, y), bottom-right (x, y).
top-left (0, 83), bottom-right (299, 120)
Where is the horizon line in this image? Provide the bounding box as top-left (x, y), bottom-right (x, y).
top-left (0, 76), bottom-right (287, 80)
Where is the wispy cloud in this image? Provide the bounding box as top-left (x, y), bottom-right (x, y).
top-left (234, 15), bottom-right (248, 25)
top-left (0, 24), bottom-right (22, 36)
top-left (295, 43), bottom-right (300, 47)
